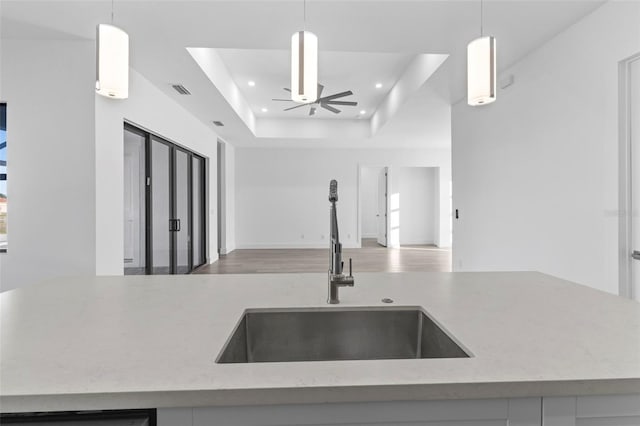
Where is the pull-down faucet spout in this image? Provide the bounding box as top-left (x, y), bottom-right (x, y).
top-left (328, 180), bottom-right (354, 304)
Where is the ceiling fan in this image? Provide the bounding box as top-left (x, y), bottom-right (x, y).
top-left (272, 84), bottom-right (358, 116)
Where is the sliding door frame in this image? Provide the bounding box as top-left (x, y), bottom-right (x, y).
top-left (618, 53), bottom-right (640, 299)
top-left (124, 122), bottom-right (206, 275)
top-left (192, 155), bottom-right (207, 269)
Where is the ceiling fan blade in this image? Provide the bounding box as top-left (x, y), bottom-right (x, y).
top-left (319, 90), bottom-right (353, 102)
top-left (309, 107), bottom-right (316, 116)
top-left (272, 98), bottom-right (293, 102)
top-left (283, 88), bottom-right (291, 92)
top-left (317, 84), bottom-right (324, 99)
top-left (325, 101), bottom-right (358, 106)
top-left (321, 104), bottom-right (341, 114)
top-left (284, 103), bottom-right (308, 111)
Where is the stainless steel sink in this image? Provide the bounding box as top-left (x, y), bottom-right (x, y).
top-left (216, 307), bottom-right (471, 363)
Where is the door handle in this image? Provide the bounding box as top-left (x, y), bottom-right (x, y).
top-left (168, 219), bottom-right (181, 232)
top-left (632, 251), bottom-right (640, 260)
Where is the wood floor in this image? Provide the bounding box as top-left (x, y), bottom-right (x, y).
top-left (195, 239), bottom-right (451, 274)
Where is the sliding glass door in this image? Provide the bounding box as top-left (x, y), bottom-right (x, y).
top-left (124, 124), bottom-right (207, 275)
top-left (123, 128), bottom-right (146, 274)
top-left (174, 149), bottom-right (191, 274)
top-left (151, 137), bottom-right (171, 274)
top-left (192, 156), bottom-right (205, 268)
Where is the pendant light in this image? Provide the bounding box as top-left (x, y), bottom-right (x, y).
top-left (467, 0), bottom-right (496, 106)
top-left (96, 0), bottom-right (129, 99)
top-left (291, 0), bottom-right (318, 103)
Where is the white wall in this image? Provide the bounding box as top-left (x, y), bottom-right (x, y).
top-left (0, 40), bottom-right (96, 292)
top-left (360, 166), bottom-right (383, 238)
top-left (96, 69), bottom-right (219, 275)
top-left (394, 167), bottom-right (437, 245)
top-left (216, 139), bottom-right (236, 255)
top-left (0, 36), bottom-right (220, 291)
top-left (452, 1), bottom-right (640, 294)
top-left (223, 141), bottom-right (236, 254)
top-left (235, 148), bottom-right (451, 249)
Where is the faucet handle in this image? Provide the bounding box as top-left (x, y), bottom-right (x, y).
top-left (348, 258), bottom-right (353, 278)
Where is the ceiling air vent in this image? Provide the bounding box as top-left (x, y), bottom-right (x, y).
top-left (212, 121), bottom-right (224, 127)
top-left (171, 84), bottom-right (191, 95)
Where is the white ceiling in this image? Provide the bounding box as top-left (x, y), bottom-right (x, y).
top-left (215, 48), bottom-right (414, 120)
top-left (1, 0), bottom-right (606, 148)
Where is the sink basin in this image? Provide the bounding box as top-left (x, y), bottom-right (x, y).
top-left (216, 307), bottom-right (471, 363)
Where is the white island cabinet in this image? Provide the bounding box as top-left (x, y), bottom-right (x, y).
top-left (158, 395), bottom-right (640, 426)
top-left (1, 273), bottom-right (639, 421)
top-left (543, 395), bottom-right (640, 425)
top-left (159, 398), bottom-right (544, 426)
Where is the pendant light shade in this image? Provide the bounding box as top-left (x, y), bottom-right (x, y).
top-left (467, 36), bottom-right (496, 106)
top-left (291, 30), bottom-right (318, 103)
top-left (96, 24), bottom-right (129, 99)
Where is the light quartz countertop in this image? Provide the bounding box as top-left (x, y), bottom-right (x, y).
top-left (1, 272), bottom-right (639, 412)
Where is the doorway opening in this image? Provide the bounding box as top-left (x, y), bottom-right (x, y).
top-left (123, 123), bottom-right (207, 275)
top-left (358, 165), bottom-right (452, 271)
top-left (359, 166), bottom-right (387, 246)
top-left (359, 166), bottom-right (448, 246)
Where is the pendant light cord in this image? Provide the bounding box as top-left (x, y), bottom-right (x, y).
top-left (480, 0), bottom-right (484, 37)
top-left (111, 0), bottom-right (114, 24)
top-left (303, 0), bottom-right (306, 30)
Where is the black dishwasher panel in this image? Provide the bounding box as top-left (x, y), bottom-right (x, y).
top-left (0, 409), bottom-right (155, 426)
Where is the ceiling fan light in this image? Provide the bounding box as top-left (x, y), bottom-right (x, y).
top-left (96, 24), bottom-right (129, 99)
top-left (467, 36), bottom-right (496, 106)
top-left (291, 30), bottom-right (318, 103)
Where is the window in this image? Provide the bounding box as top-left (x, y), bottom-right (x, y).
top-left (0, 103), bottom-right (6, 252)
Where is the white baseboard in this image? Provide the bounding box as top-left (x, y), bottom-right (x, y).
top-left (400, 240), bottom-right (435, 246)
top-left (362, 233), bottom-right (377, 238)
top-left (236, 241), bottom-right (360, 250)
top-left (234, 241), bottom-right (443, 250)
top-left (219, 245), bottom-right (236, 255)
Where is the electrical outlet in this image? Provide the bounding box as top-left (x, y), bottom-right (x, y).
top-left (347, 233), bottom-right (351, 239)
top-left (300, 234), bottom-right (304, 239)
top-left (321, 235), bottom-right (325, 239)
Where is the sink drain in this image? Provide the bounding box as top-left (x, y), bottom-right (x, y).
top-left (381, 298), bottom-right (394, 304)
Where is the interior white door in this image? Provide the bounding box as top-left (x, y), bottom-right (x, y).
top-left (377, 167), bottom-right (388, 246)
top-left (630, 57), bottom-right (640, 301)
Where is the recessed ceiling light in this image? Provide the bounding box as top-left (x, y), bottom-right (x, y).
top-left (360, 110), bottom-right (366, 115)
top-left (248, 81), bottom-right (256, 87)
top-left (261, 107), bottom-right (268, 113)
top-left (375, 83), bottom-right (383, 89)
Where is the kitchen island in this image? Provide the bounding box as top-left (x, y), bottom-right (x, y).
top-left (1, 272), bottom-right (639, 424)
